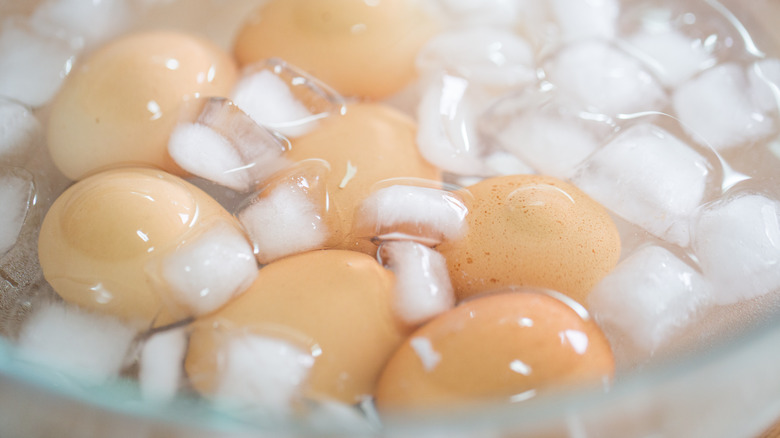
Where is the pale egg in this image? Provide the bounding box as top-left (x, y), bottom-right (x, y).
top-left (47, 31), bottom-right (237, 181)
top-left (233, 0), bottom-right (439, 99)
top-left (38, 168), bottom-right (256, 327)
top-left (437, 175), bottom-right (621, 304)
top-left (374, 290), bottom-right (615, 411)
top-left (185, 249), bottom-right (411, 404)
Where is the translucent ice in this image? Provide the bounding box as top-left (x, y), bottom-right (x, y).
top-left (30, 0), bottom-right (132, 47)
top-left (748, 58), bottom-right (780, 114)
top-left (572, 124), bottom-right (710, 246)
top-left (692, 194), bottom-right (780, 305)
top-left (0, 18), bottom-right (79, 107)
top-left (673, 63), bottom-right (775, 150)
top-left (0, 167), bottom-right (34, 256)
top-left (17, 302), bottom-right (137, 383)
top-left (0, 97), bottom-right (41, 165)
top-left (231, 59), bottom-right (347, 138)
top-left (552, 0), bottom-right (619, 41)
top-left (168, 98), bottom-right (291, 192)
top-left (545, 41), bottom-right (666, 115)
top-left (139, 327), bottom-right (187, 402)
top-left (356, 184), bottom-right (468, 246)
top-left (588, 245), bottom-right (712, 357)
top-left (158, 221), bottom-right (257, 317)
top-left (623, 28), bottom-right (717, 87)
top-left (426, 0), bottom-right (523, 28)
top-left (416, 28), bottom-right (535, 89)
top-left (379, 241), bottom-right (455, 325)
top-left (212, 334), bottom-right (314, 417)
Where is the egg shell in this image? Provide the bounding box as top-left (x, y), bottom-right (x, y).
top-left (284, 103), bottom-right (441, 254)
top-left (185, 249), bottom-right (411, 404)
top-left (374, 291), bottom-right (615, 411)
top-left (437, 174), bottom-right (621, 304)
top-left (233, 0), bottom-right (439, 99)
top-left (37, 167), bottom-right (248, 326)
top-left (47, 31), bottom-right (237, 181)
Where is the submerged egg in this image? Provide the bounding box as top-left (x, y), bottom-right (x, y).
top-left (38, 168), bottom-right (256, 326)
top-left (233, 0), bottom-right (439, 99)
top-left (374, 291), bottom-right (615, 411)
top-left (47, 31), bottom-right (237, 180)
top-left (185, 250), bottom-right (410, 404)
top-left (438, 175), bottom-right (621, 304)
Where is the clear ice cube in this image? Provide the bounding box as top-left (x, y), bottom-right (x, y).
top-left (0, 97), bottom-right (41, 166)
top-left (0, 167), bottom-right (34, 257)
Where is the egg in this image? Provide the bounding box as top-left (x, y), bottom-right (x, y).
top-left (437, 175), bottom-right (621, 304)
top-left (47, 31), bottom-right (237, 181)
top-left (284, 103), bottom-right (441, 254)
top-left (374, 290), bottom-right (615, 411)
top-left (233, 0), bottom-right (439, 99)
top-left (38, 168), bottom-right (255, 326)
top-left (185, 249), bottom-right (410, 404)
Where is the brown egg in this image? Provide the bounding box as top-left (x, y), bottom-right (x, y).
top-left (38, 168), bottom-right (255, 326)
top-left (185, 249), bottom-right (411, 404)
top-left (233, 0), bottom-right (439, 99)
top-left (374, 291), bottom-right (615, 411)
top-left (284, 103), bottom-right (441, 254)
top-left (47, 31), bottom-right (237, 180)
top-left (437, 175), bottom-right (621, 304)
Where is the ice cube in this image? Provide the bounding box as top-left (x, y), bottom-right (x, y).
top-left (231, 58), bottom-right (347, 138)
top-left (692, 194), bottom-right (780, 305)
top-left (623, 28), bottom-right (717, 87)
top-left (212, 334), bottom-right (314, 417)
top-left (168, 98), bottom-right (291, 192)
top-left (138, 327), bottom-right (187, 402)
top-left (673, 63), bottom-right (775, 151)
top-left (379, 241), bottom-right (455, 325)
top-left (30, 0), bottom-right (132, 47)
top-left (426, 0), bottom-right (523, 28)
top-left (0, 97), bottom-right (41, 166)
top-left (0, 167), bottom-right (34, 257)
top-left (0, 18), bottom-right (79, 108)
top-left (356, 184), bottom-right (468, 246)
top-left (748, 58), bottom-right (780, 114)
top-left (572, 124), bottom-right (711, 247)
top-left (552, 0), bottom-right (619, 41)
top-left (588, 245), bottom-right (712, 359)
top-left (482, 150), bottom-right (535, 176)
top-left (157, 221), bottom-right (257, 317)
top-left (237, 160), bottom-right (332, 264)
top-left (416, 28), bottom-right (535, 89)
top-left (16, 301), bottom-right (137, 383)
top-left (545, 40), bottom-right (666, 115)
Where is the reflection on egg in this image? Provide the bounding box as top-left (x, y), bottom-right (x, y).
top-left (185, 250), bottom-right (410, 404)
top-left (47, 31), bottom-right (237, 180)
top-left (374, 291), bottom-right (615, 411)
top-left (233, 0), bottom-right (439, 99)
top-left (38, 168), bottom-right (254, 326)
top-left (438, 175), bottom-right (621, 304)
top-left (285, 103), bottom-right (441, 254)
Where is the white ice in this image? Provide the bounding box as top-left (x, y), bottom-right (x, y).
top-left (357, 185), bottom-right (468, 246)
top-left (138, 327), bottom-right (187, 402)
top-left (213, 334), bottom-right (314, 416)
top-left (160, 221), bottom-right (257, 317)
top-left (30, 0), bottom-right (132, 47)
top-left (551, 0), bottom-right (619, 41)
top-left (0, 18), bottom-right (79, 108)
top-left (0, 170), bottom-right (33, 256)
top-left (238, 183), bottom-right (329, 264)
top-left (231, 69), bottom-right (317, 138)
top-left (0, 98), bottom-right (41, 165)
top-left (16, 302), bottom-right (137, 383)
top-left (748, 58), bottom-right (780, 114)
top-left (482, 150), bottom-right (535, 176)
top-left (572, 123), bottom-right (710, 247)
top-left (379, 241), bottom-right (455, 325)
top-left (496, 113), bottom-right (601, 179)
top-left (416, 28), bottom-right (535, 89)
top-left (692, 194), bottom-right (780, 305)
top-left (425, 0), bottom-right (523, 28)
top-left (673, 63), bottom-right (775, 151)
top-left (623, 28), bottom-right (717, 87)
top-left (546, 41), bottom-right (666, 115)
top-left (588, 245), bottom-right (712, 357)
